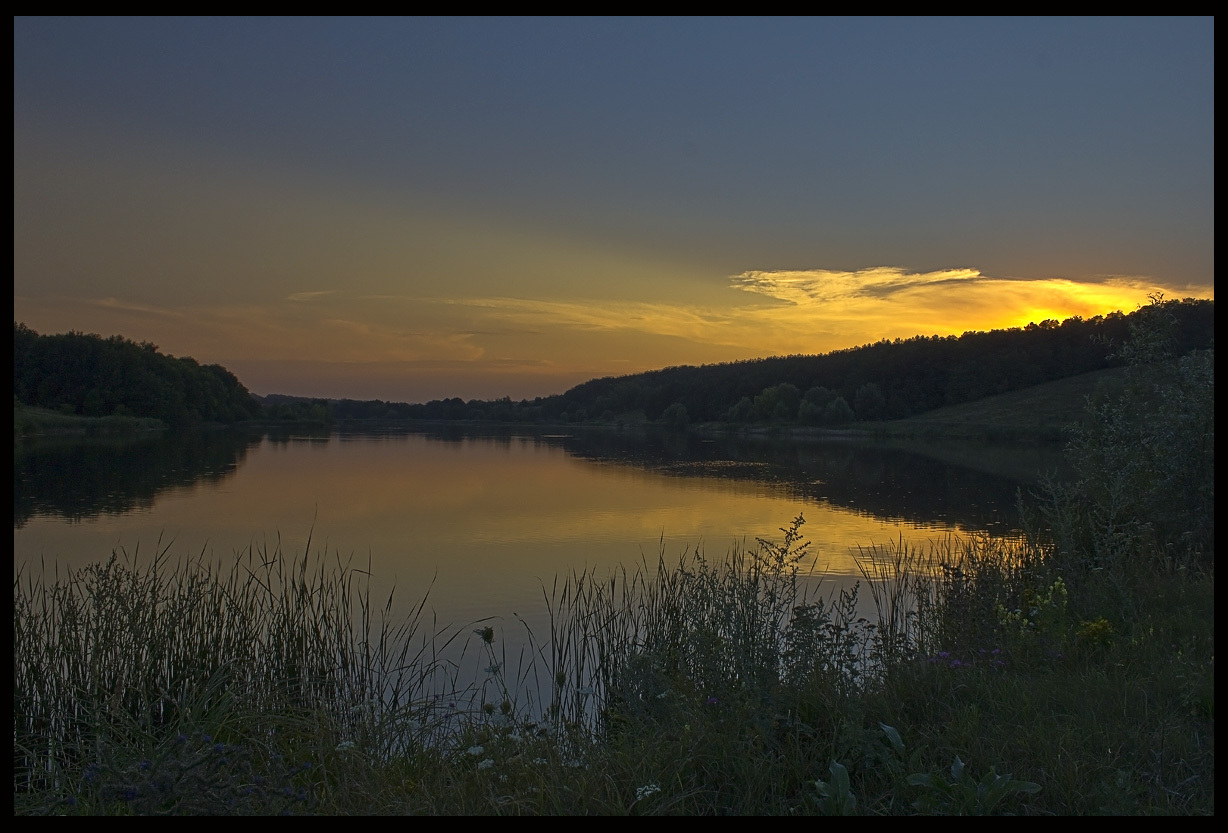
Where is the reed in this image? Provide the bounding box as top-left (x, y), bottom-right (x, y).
top-left (12, 534), bottom-right (481, 812)
top-left (12, 516), bottom-right (1212, 814)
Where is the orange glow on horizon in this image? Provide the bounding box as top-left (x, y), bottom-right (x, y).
top-left (12, 271), bottom-right (1213, 402)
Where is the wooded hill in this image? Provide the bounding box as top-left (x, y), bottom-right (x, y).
top-left (13, 324), bottom-right (261, 426)
top-left (14, 298), bottom-right (1213, 429)
top-left (322, 298), bottom-right (1214, 426)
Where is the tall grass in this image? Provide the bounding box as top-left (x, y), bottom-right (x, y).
top-left (12, 511), bottom-right (1213, 814)
top-left (12, 534), bottom-right (485, 812)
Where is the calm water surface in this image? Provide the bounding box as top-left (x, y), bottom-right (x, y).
top-left (14, 425), bottom-right (1067, 644)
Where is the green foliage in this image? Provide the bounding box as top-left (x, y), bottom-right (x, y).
top-left (726, 396), bottom-right (754, 422)
top-left (660, 402), bottom-right (689, 429)
top-left (907, 755), bottom-right (1041, 815)
top-left (14, 323), bottom-right (261, 427)
top-left (1034, 294), bottom-right (1215, 572)
top-left (854, 382), bottom-right (886, 421)
top-left (751, 383), bottom-right (801, 421)
top-left (824, 396), bottom-right (855, 426)
top-left (811, 760), bottom-right (857, 815)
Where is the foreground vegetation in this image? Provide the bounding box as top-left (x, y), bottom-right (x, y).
top-left (13, 299), bottom-right (1212, 814)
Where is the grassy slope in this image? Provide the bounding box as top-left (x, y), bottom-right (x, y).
top-left (870, 367), bottom-right (1125, 442)
top-left (14, 403), bottom-right (166, 438)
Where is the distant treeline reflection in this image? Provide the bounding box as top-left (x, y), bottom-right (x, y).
top-left (13, 429), bottom-right (262, 527)
top-left (409, 425), bottom-right (1060, 538)
top-left (16, 426), bottom-right (1056, 538)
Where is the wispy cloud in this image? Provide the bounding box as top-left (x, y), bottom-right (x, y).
top-left (731, 267), bottom-right (988, 304)
top-left (92, 297), bottom-right (187, 317)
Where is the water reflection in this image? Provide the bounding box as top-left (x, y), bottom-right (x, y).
top-left (14, 425), bottom-right (1067, 636)
top-left (14, 428), bottom-right (262, 528)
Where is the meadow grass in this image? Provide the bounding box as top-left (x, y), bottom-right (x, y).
top-left (14, 403), bottom-right (166, 439)
top-left (12, 515), bottom-right (1212, 815)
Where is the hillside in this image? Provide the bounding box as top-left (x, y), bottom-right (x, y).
top-left (869, 366), bottom-right (1127, 442)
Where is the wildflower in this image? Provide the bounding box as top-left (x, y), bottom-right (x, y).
top-left (477, 759), bottom-right (495, 770)
top-left (484, 663), bottom-right (502, 674)
top-left (467, 745), bottom-right (485, 756)
top-left (474, 626), bottom-right (495, 644)
top-left (138, 759), bottom-right (151, 771)
top-left (636, 783), bottom-right (662, 801)
top-left (706, 696), bottom-right (719, 706)
top-left (335, 740), bottom-right (357, 752)
top-left (577, 686), bottom-right (595, 696)
top-left (213, 743), bottom-right (226, 754)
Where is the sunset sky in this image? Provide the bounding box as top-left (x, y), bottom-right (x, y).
top-left (14, 17), bottom-right (1214, 403)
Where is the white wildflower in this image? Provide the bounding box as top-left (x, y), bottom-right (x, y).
top-left (335, 740), bottom-right (357, 752)
top-left (466, 745), bottom-right (485, 756)
top-left (477, 758), bottom-right (495, 770)
top-left (636, 783), bottom-right (661, 801)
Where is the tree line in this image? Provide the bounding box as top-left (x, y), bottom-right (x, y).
top-left (308, 298), bottom-right (1213, 427)
top-left (14, 323), bottom-right (262, 426)
top-left (15, 298), bottom-right (1213, 429)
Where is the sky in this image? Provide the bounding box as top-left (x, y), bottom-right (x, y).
top-left (14, 17), bottom-right (1215, 403)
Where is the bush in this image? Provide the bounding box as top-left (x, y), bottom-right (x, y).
top-left (1035, 295), bottom-right (1214, 573)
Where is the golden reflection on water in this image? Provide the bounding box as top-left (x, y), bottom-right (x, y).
top-left (14, 431), bottom-right (992, 636)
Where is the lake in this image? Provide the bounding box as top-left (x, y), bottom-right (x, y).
top-left (14, 424), bottom-right (1068, 677)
